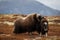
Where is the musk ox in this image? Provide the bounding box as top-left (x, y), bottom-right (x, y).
top-left (13, 13), bottom-right (48, 36)
top-left (13, 13), bottom-right (42, 34)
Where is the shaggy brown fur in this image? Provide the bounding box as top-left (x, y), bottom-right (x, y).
top-left (13, 13), bottom-right (41, 34)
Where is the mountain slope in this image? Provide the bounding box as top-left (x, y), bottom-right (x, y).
top-left (0, 0), bottom-right (60, 16)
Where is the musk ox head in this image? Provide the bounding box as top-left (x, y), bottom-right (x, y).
top-left (41, 17), bottom-right (48, 36)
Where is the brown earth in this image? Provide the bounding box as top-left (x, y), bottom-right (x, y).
top-left (0, 14), bottom-right (60, 40)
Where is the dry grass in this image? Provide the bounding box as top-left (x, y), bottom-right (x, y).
top-left (0, 14), bottom-right (60, 40)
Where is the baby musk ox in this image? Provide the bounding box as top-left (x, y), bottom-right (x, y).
top-left (13, 13), bottom-right (48, 36)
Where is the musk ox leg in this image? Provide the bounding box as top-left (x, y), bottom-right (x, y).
top-left (13, 26), bottom-right (24, 34)
top-left (13, 29), bottom-right (19, 34)
top-left (45, 33), bottom-right (48, 37)
top-left (27, 26), bottom-right (35, 35)
top-left (13, 26), bottom-right (18, 34)
top-left (39, 32), bottom-right (42, 37)
top-left (37, 31), bottom-right (42, 36)
top-left (27, 32), bottom-right (32, 35)
top-left (13, 27), bottom-right (20, 34)
top-left (42, 33), bottom-right (48, 37)
top-left (41, 31), bottom-right (48, 37)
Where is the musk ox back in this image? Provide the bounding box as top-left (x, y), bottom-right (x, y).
top-left (13, 13), bottom-right (42, 34)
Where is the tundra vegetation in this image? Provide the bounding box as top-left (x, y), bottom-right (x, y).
top-left (0, 14), bottom-right (60, 40)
